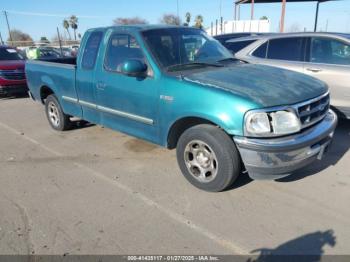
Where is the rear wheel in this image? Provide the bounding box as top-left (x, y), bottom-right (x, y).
top-left (176, 124), bottom-right (241, 192)
top-left (45, 94), bottom-right (71, 131)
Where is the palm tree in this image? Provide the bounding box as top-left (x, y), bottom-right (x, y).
top-left (194, 15), bottom-right (203, 29)
top-left (184, 12), bottom-right (191, 26)
top-left (69, 15), bottom-right (78, 41)
top-left (63, 19), bottom-right (71, 40)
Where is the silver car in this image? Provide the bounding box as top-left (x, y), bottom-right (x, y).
top-left (233, 33), bottom-right (350, 118)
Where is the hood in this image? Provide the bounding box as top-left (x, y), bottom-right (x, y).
top-left (183, 63), bottom-right (328, 108)
top-left (0, 60), bottom-right (25, 70)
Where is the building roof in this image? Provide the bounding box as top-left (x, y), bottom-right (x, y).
top-left (235, 0), bottom-right (335, 4)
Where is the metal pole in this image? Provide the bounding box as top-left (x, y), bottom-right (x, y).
top-left (4, 11), bottom-right (13, 45)
top-left (176, 0), bottom-right (179, 25)
top-left (234, 3), bottom-right (237, 20)
top-left (211, 22), bottom-right (213, 35)
top-left (0, 31), bottom-right (4, 45)
top-left (314, 1), bottom-right (320, 32)
top-left (57, 27), bottom-right (63, 57)
top-left (220, 17), bottom-right (223, 34)
top-left (238, 4), bottom-right (240, 20)
top-left (215, 19), bottom-right (218, 35)
top-left (251, 0), bottom-right (255, 20)
top-left (280, 0), bottom-right (286, 32)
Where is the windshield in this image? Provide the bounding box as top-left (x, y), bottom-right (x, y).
top-left (0, 48), bottom-right (23, 61)
top-left (142, 28), bottom-right (233, 71)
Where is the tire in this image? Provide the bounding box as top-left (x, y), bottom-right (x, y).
top-left (176, 124), bottom-right (241, 192)
top-left (45, 94), bottom-right (71, 131)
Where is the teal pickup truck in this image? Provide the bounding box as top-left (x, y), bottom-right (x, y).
top-left (26, 25), bottom-right (337, 191)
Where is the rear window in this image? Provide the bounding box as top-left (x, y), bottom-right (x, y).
top-left (224, 40), bottom-right (256, 54)
top-left (0, 48), bottom-right (23, 60)
top-left (81, 31), bottom-right (103, 69)
top-left (267, 37), bottom-right (305, 61)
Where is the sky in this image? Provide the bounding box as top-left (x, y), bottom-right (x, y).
top-left (0, 0), bottom-right (349, 41)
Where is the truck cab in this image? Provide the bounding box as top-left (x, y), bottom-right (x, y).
top-left (26, 25), bottom-right (337, 191)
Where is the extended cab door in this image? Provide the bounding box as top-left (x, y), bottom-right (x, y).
top-left (94, 31), bottom-right (159, 143)
top-left (75, 30), bottom-right (104, 124)
top-left (250, 37), bottom-right (307, 73)
top-left (304, 37), bottom-right (350, 115)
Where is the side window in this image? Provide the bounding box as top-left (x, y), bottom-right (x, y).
top-left (310, 37), bottom-right (350, 65)
top-left (81, 31), bottom-right (103, 69)
top-left (252, 41), bottom-right (268, 58)
top-left (224, 40), bottom-right (256, 54)
top-left (104, 34), bottom-right (146, 72)
top-left (267, 37), bottom-right (305, 61)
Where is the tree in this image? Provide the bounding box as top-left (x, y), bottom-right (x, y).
top-left (159, 14), bottom-right (181, 25)
top-left (260, 16), bottom-right (268, 20)
top-left (63, 19), bottom-right (71, 40)
top-left (194, 15), bottom-right (204, 29)
top-left (7, 29), bottom-right (34, 47)
top-left (39, 36), bottom-right (50, 45)
top-left (113, 17), bottom-right (148, 25)
top-left (69, 15), bottom-right (78, 40)
top-left (184, 12), bottom-right (191, 26)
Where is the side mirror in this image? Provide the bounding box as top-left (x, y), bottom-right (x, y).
top-left (121, 59), bottom-right (148, 77)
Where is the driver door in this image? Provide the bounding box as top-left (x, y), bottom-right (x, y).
top-left (94, 32), bottom-right (159, 143)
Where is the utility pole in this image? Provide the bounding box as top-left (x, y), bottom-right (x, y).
top-left (4, 11), bottom-right (13, 45)
top-left (280, 0), bottom-right (286, 32)
top-left (57, 27), bottom-right (63, 57)
top-left (0, 31), bottom-right (4, 45)
top-left (176, 0), bottom-right (179, 24)
top-left (314, 1), bottom-right (320, 32)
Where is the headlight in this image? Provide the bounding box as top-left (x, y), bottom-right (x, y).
top-left (245, 110), bottom-right (301, 137)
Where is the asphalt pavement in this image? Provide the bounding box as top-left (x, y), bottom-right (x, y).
top-left (0, 97), bottom-right (349, 256)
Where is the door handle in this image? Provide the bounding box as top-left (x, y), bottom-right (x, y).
top-left (96, 82), bottom-right (106, 90)
top-left (306, 67), bottom-right (322, 73)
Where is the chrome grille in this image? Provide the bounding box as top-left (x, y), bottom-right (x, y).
top-left (0, 69), bottom-right (26, 80)
top-left (296, 92), bottom-right (330, 128)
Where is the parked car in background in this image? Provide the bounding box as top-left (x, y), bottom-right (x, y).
top-left (234, 33), bottom-right (350, 118)
top-left (26, 25), bottom-right (337, 191)
top-left (214, 33), bottom-right (273, 54)
top-left (26, 46), bottom-right (62, 60)
top-left (54, 47), bottom-right (78, 57)
top-left (0, 46), bottom-right (28, 96)
top-left (214, 32), bottom-right (265, 44)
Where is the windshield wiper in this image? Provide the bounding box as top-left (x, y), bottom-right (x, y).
top-left (167, 62), bottom-right (223, 72)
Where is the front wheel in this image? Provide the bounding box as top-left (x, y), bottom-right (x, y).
top-left (176, 124), bottom-right (241, 192)
top-left (45, 94), bottom-right (71, 131)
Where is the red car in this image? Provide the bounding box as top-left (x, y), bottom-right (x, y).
top-left (0, 46), bottom-right (28, 96)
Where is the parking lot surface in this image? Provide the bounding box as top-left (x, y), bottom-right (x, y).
top-left (0, 97), bottom-right (350, 255)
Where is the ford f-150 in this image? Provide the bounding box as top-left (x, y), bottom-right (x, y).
top-left (25, 25), bottom-right (337, 191)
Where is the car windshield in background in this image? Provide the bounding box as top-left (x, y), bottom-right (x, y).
top-left (0, 48), bottom-right (23, 60)
top-left (142, 28), bottom-right (233, 71)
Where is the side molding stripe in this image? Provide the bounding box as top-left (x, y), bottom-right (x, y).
top-left (61, 96), bottom-right (153, 125)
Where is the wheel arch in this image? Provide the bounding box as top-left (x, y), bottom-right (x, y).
top-left (166, 116), bottom-right (228, 149)
top-left (40, 85), bottom-right (55, 104)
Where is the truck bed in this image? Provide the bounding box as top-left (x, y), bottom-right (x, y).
top-left (37, 57), bottom-right (77, 65)
top-left (25, 58), bottom-right (82, 118)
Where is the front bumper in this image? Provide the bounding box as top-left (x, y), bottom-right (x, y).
top-left (0, 84), bottom-right (28, 96)
top-left (234, 109), bottom-right (338, 180)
